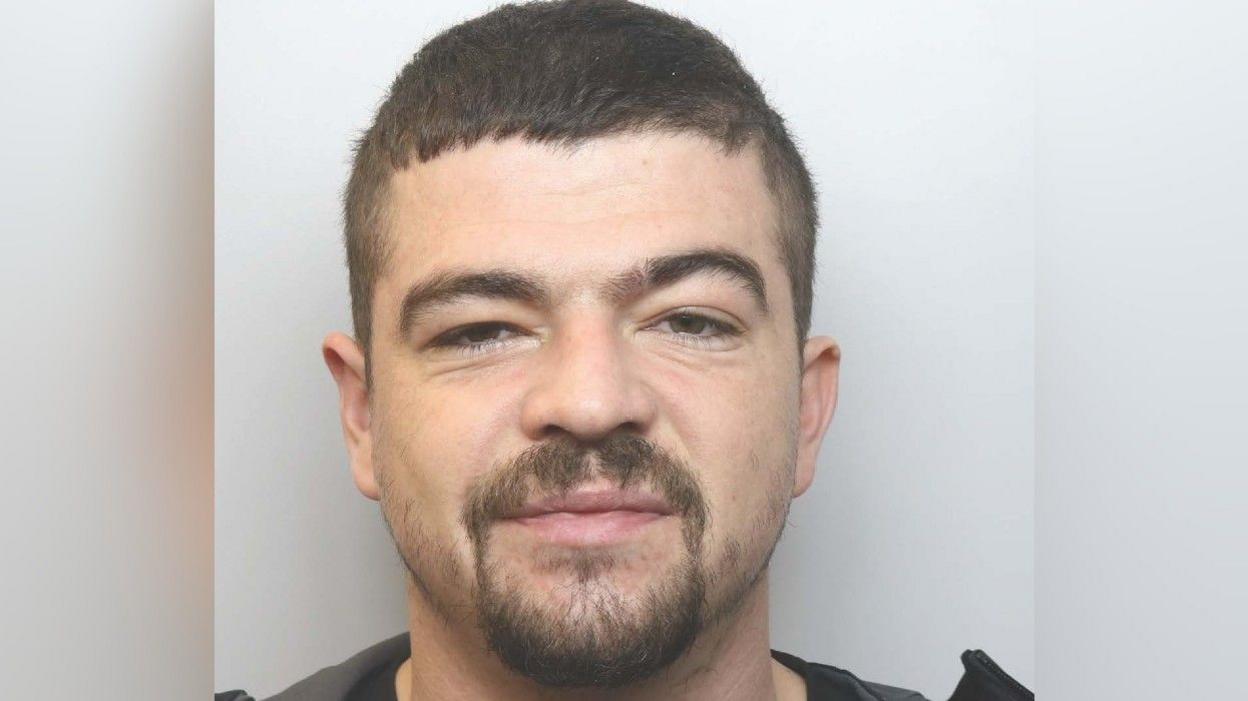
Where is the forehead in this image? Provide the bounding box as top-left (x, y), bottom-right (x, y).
top-left (379, 132), bottom-right (783, 304)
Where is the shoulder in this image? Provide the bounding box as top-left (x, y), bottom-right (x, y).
top-left (772, 650), bottom-right (930, 701)
top-left (223, 633), bottom-right (410, 701)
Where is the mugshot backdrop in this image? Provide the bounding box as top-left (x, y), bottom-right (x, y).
top-left (216, 1), bottom-right (1034, 697)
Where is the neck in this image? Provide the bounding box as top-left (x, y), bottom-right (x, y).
top-left (396, 574), bottom-right (801, 701)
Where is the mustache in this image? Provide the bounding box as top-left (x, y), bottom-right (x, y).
top-left (461, 433), bottom-right (708, 552)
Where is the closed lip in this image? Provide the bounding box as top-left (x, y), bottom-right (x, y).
top-left (503, 488), bottom-right (674, 519)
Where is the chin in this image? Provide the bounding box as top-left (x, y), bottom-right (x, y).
top-left (475, 550), bottom-right (707, 689)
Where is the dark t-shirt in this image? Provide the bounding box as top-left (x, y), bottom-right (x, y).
top-left (215, 633), bottom-right (928, 700)
top-left (219, 633), bottom-right (1032, 700)
top-left (342, 636), bottom-right (927, 701)
top-left (344, 650), bottom-right (403, 701)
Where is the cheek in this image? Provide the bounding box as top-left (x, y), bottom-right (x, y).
top-left (642, 351), bottom-right (757, 447)
top-left (374, 375), bottom-right (523, 521)
top-left (649, 358), bottom-right (796, 536)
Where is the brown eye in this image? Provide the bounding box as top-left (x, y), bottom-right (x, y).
top-left (652, 312), bottom-right (739, 342)
top-left (668, 313), bottom-right (711, 335)
top-left (460, 324), bottom-right (510, 343)
top-left (430, 322), bottom-right (522, 354)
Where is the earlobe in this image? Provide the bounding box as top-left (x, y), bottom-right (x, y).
top-left (791, 337), bottom-right (841, 498)
top-left (322, 332), bottom-right (380, 501)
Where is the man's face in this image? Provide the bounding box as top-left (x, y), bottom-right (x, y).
top-left (329, 132), bottom-right (836, 687)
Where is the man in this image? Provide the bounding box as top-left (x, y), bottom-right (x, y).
top-left (221, 1), bottom-right (1029, 699)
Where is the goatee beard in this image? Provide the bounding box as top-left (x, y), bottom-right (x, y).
top-left (462, 433), bottom-right (709, 688)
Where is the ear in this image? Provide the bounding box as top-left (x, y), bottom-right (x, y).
top-left (792, 336), bottom-right (840, 498)
top-left (322, 332), bottom-right (379, 500)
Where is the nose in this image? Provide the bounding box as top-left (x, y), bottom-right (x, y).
top-left (519, 315), bottom-right (658, 443)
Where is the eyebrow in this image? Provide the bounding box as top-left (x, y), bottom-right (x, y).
top-left (605, 248), bottom-right (769, 311)
top-left (398, 270), bottom-right (550, 336)
top-left (397, 247), bottom-right (769, 338)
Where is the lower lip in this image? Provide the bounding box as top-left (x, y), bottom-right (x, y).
top-left (505, 510), bottom-right (666, 546)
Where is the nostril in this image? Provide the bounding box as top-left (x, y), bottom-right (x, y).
top-left (537, 425), bottom-right (575, 442)
top-left (616, 420), bottom-right (643, 435)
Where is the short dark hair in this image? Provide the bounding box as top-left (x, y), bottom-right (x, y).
top-left (344, 0), bottom-right (818, 367)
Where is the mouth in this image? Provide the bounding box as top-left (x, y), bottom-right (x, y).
top-left (499, 487), bottom-right (675, 547)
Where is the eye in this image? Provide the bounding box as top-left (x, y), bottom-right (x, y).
top-left (650, 311), bottom-right (741, 347)
top-left (428, 322), bottom-right (526, 355)
top-left (661, 313), bottom-right (718, 336)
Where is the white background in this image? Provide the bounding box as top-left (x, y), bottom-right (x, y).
top-left (215, 1), bottom-right (1034, 697)
top-left (1036, 0), bottom-right (1248, 696)
top-left (1, 1), bottom-right (214, 698)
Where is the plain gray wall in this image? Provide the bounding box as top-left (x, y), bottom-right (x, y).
top-left (215, 1), bottom-right (1034, 697)
top-left (1035, 0), bottom-right (1248, 696)
top-left (1, 1), bottom-right (214, 698)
